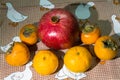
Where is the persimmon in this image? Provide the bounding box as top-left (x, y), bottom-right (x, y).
top-left (81, 23), bottom-right (100, 44)
top-left (94, 36), bottom-right (118, 61)
top-left (5, 42), bottom-right (30, 66)
top-left (19, 24), bottom-right (38, 45)
top-left (64, 46), bottom-right (92, 73)
top-left (33, 50), bottom-right (59, 75)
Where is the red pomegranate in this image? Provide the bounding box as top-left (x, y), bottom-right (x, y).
top-left (38, 8), bottom-right (80, 50)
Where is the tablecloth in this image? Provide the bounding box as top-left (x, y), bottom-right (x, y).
top-left (0, 0), bottom-right (120, 80)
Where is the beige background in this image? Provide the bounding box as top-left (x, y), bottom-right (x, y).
top-left (0, 0), bottom-right (120, 80)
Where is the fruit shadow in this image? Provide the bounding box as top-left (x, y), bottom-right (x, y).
top-left (111, 34), bottom-right (120, 59)
top-left (33, 22), bottom-right (41, 42)
top-left (49, 49), bottom-right (65, 73)
top-left (95, 20), bottom-right (112, 36)
top-left (33, 22), bottom-right (39, 28)
top-left (89, 8), bottom-right (112, 36)
top-left (64, 2), bottom-right (112, 36)
top-left (81, 44), bottom-right (100, 71)
top-left (27, 44), bottom-right (38, 62)
top-left (64, 2), bottom-right (79, 18)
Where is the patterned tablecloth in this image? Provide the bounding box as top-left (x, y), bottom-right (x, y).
top-left (0, 0), bottom-right (120, 80)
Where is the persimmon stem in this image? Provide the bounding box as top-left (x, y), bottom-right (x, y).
top-left (100, 60), bottom-right (106, 65)
top-left (82, 23), bottom-right (95, 33)
top-left (23, 27), bottom-right (34, 37)
top-left (7, 42), bottom-right (14, 53)
top-left (77, 52), bottom-right (80, 55)
top-left (103, 39), bottom-right (118, 51)
top-left (43, 57), bottom-right (46, 60)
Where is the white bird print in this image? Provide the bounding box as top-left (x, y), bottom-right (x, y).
top-left (40, 0), bottom-right (55, 10)
top-left (55, 65), bottom-right (68, 79)
top-left (6, 2), bottom-right (28, 27)
top-left (111, 14), bottom-right (120, 36)
top-left (4, 62), bottom-right (32, 80)
top-left (0, 36), bottom-right (21, 52)
top-left (75, 2), bottom-right (95, 20)
top-left (55, 65), bottom-right (86, 80)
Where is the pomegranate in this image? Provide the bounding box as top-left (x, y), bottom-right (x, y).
top-left (38, 8), bottom-right (79, 50)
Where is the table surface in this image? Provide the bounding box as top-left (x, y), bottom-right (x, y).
top-left (0, 0), bottom-right (120, 80)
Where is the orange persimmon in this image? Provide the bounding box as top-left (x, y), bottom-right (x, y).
top-left (94, 36), bottom-right (118, 60)
top-left (81, 23), bottom-right (100, 44)
top-left (64, 46), bottom-right (92, 73)
top-left (33, 50), bottom-right (59, 75)
top-left (19, 24), bottom-right (38, 45)
top-left (5, 42), bottom-right (30, 66)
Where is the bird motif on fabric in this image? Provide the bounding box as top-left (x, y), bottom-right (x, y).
top-left (6, 2), bottom-right (28, 27)
top-left (39, 0), bottom-right (55, 11)
top-left (111, 15), bottom-right (120, 36)
top-left (4, 62), bottom-right (32, 80)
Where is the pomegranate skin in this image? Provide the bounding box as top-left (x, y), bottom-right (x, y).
top-left (38, 8), bottom-right (79, 50)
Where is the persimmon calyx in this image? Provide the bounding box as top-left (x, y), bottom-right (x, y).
top-left (7, 42), bottom-right (14, 53)
top-left (103, 39), bottom-right (118, 51)
top-left (82, 23), bottom-right (95, 33)
top-left (77, 52), bottom-right (80, 55)
top-left (23, 27), bottom-right (34, 37)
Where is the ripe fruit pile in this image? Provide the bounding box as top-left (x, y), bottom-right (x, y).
top-left (4, 8), bottom-right (119, 75)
